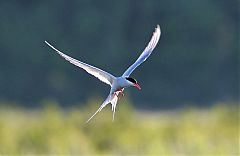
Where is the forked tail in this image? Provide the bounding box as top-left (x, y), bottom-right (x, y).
top-left (86, 93), bottom-right (119, 123)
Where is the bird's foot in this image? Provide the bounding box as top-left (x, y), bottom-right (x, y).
top-left (119, 91), bottom-right (124, 97)
top-left (114, 89), bottom-right (124, 98)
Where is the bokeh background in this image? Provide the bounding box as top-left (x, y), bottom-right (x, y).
top-left (0, 0), bottom-right (239, 155)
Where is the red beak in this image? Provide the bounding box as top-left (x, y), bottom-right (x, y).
top-left (134, 83), bottom-right (141, 90)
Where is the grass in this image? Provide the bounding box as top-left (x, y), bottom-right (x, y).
top-left (0, 99), bottom-right (239, 155)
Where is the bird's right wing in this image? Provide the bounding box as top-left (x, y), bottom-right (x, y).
top-left (45, 41), bottom-right (115, 86)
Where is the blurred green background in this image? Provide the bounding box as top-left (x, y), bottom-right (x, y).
top-left (0, 0), bottom-right (239, 155)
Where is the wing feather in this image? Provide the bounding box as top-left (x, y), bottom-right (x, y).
top-left (45, 41), bottom-right (115, 86)
top-left (122, 25), bottom-right (161, 77)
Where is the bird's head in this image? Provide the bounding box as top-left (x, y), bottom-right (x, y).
top-left (126, 77), bottom-right (141, 90)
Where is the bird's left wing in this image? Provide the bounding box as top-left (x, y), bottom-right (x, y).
top-left (45, 41), bottom-right (115, 86)
top-left (122, 25), bottom-right (161, 77)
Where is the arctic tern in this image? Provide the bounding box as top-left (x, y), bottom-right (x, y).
top-left (45, 25), bottom-right (161, 123)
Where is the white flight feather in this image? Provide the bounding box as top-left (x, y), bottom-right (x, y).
top-left (122, 25), bottom-right (161, 77)
top-left (45, 41), bottom-right (115, 86)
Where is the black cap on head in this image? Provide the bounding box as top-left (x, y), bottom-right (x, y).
top-left (126, 77), bottom-right (137, 84)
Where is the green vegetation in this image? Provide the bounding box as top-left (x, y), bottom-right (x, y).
top-left (0, 99), bottom-right (238, 155)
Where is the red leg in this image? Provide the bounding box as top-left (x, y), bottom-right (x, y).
top-left (114, 88), bottom-right (124, 98)
top-left (120, 91), bottom-right (124, 97)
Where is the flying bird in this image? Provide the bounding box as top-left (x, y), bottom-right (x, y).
top-left (45, 25), bottom-right (161, 123)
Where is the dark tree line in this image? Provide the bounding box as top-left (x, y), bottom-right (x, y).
top-left (0, 0), bottom-right (238, 108)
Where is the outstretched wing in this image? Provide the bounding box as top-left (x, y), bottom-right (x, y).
top-left (122, 25), bottom-right (161, 77)
top-left (45, 41), bottom-right (115, 86)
